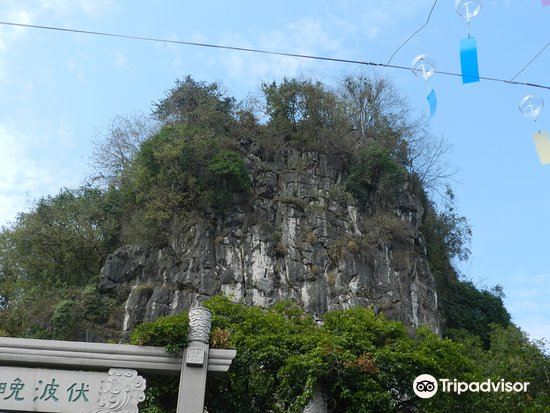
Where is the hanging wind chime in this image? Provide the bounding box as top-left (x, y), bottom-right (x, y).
top-left (519, 95), bottom-right (550, 164)
top-left (455, 0), bottom-right (482, 84)
top-left (411, 54), bottom-right (437, 118)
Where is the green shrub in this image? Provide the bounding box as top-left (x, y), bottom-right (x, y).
top-left (442, 280), bottom-right (511, 346)
top-left (261, 79), bottom-right (353, 155)
top-left (153, 75), bottom-right (236, 133)
top-left (206, 150), bottom-right (250, 210)
top-left (346, 144), bottom-right (406, 209)
top-left (0, 187), bottom-right (124, 340)
top-left (130, 297), bottom-right (549, 413)
top-left (0, 280), bottom-right (122, 341)
top-left (0, 187), bottom-right (118, 288)
top-left (122, 124), bottom-right (250, 241)
top-left (130, 312), bottom-right (189, 355)
top-left (51, 300), bottom-right (78, 339)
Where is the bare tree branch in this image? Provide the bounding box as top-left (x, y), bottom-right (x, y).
top-left (89, 112), bottom-right (160, 187)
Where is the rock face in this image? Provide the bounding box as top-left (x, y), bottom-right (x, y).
top-left (99, 148), bottom-right (440, 336)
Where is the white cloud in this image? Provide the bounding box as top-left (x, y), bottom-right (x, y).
top-left (0, 126), bottom-right (75, 224)
top-left (0, 10), bottom-right (33, 59)
top-left (504, 272), bottom-right (550, 340)
top-left (0, 0), bottom-right (116, 82)
top-left (0, 0), bottom-right (116, 224)
top-left (488, 0), bottom-right (532, 8)
top-left (195, 1), bottom-right (437, 85)
top-left (66, 59), bottom-right (86, 82)
top-left (114, 53), bottom-right (128, 69)
top-left (38, 0), bottom-right (116, 19)
top-left (518, 320), bottom-right (550, 344)
top-left (319, 0), bottom-right (434, 40)
top-left (205, 17), bottom-right (343, 86)
top-left (0, 9), bottom-right (34, 50)
top-left (0, 0), bottom-right (115, 22)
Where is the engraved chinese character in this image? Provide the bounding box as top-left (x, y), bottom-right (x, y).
top-left (0, 383), bottom-right (6, 394)
top-left (34, 379), bottom-right (59, 402)
top-left (5, 378), bottom-right (24, 401)
top-left (67, 383), bottom-right (89, 402)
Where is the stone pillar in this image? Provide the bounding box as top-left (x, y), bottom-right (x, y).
top-left (176, 306), bottom-right (212, 413)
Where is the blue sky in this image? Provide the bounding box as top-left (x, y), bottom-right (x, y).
top-left (0, 0), bottom-right (547, 340)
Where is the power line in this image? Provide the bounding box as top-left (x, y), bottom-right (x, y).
top-left (510, 40), bottom-right (550, 82)
top-left (0, 20), bottom-right (549, 91)
top-left (387, 0), bottom-right (439, 65)
top-left (0, 21), bottom-right (374, 65)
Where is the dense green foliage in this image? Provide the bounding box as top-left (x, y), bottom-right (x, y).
top-left (98, 76), bottom-right (419, 244)
top-left (132, 297), bottom-right (549, 413)
top-left (0, 187), bottom-right (123, 339)
top-left (131, 311), bottom-right (189, 355)
top-left (121, 123), bottom-right (250, 240)
top-left (0, 187), bottom-right (117, 288)
top-left (261, 79), bottom-right (352, 153)
top-left (346, 144), bottom-right (407, 208)
top-left (154, 76), bottom-right (236, 131)
top-left (439, 280), bottom-right (511, 346)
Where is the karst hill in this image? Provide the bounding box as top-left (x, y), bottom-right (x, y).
top-left (93, 76), bottom-right (507, 342)
top-left (0, 76), bottom-right (509, 344)
top-left (2, 76), bottom-right (548, 412)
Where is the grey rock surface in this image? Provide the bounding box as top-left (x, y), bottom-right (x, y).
top-left (99, 148), bottom-right (440, 335)
top-left (303, 385), bottom-right (328, 413)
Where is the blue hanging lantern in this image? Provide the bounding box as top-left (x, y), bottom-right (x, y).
top-left (456, 0), bottom-right (482, 84)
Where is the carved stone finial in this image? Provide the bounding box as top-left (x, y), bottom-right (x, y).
top-left (188, 306), bottom-right (212, 344)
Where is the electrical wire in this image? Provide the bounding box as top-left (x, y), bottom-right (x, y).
top-left (510, 40), bottom-right (550, 82)
top-left (0, 20), bottom-right (549, 91)
top-left (386, 0), bottom-right (439, 65)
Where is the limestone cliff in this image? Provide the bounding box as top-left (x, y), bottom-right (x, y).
top-left (98, 147), bottom-right (440, 336)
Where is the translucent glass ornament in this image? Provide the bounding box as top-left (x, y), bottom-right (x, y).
top-left (411, 55), bottom-right (436, 81)
top-left (519, 95), bottom-right (544, 120)
top-left (455, 0), bottom-right (482, 23)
